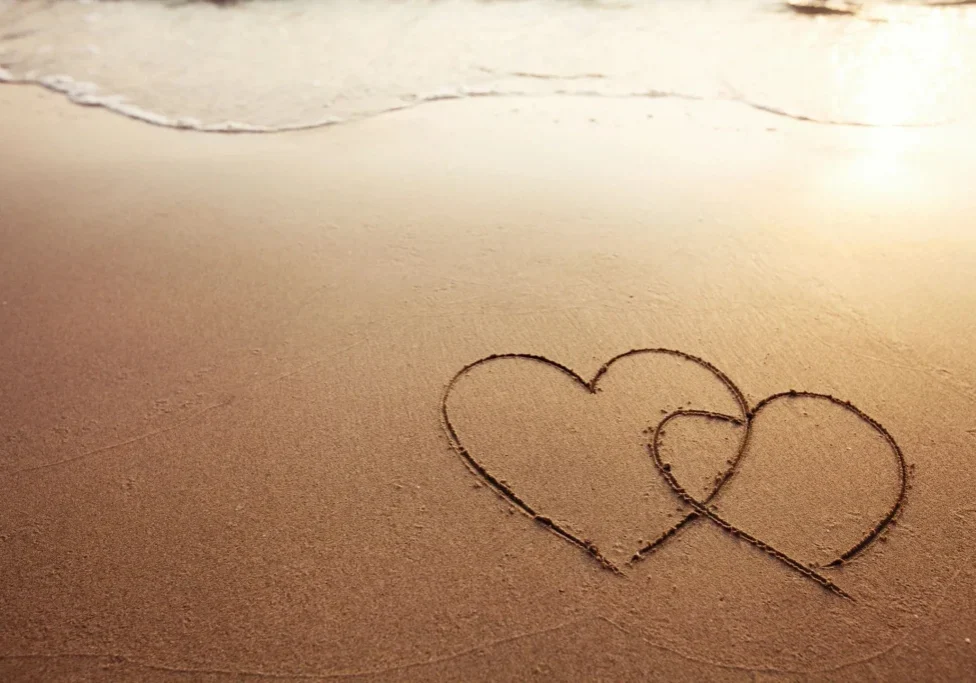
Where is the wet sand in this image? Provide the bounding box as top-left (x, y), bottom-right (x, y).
top-left (2, 84), bottom-right (976, 680)
top-left (4, 0), bottom-right (975, 130)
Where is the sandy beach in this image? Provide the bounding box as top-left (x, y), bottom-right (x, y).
top-left (3, 2), bottom-right (976, 678)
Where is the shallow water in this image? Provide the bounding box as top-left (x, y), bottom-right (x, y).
top-left (2, 0), bottom-right (975, 131)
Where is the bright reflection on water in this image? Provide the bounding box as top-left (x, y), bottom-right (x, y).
top-left (0, 0), bottom-right (974, 130)
top-left (839, 5), bottom-right (964, 126)
top-left (739, 3), bottom-right (975, 127)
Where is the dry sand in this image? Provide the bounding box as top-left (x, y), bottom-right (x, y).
top-left (2, 80), bottom-right (976, 680)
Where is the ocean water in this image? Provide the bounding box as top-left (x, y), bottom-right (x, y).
top-left (1, 0), bottom-right (974, 131)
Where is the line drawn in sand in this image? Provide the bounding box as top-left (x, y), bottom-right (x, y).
top-left (442, 348), bottom-right (908, 601)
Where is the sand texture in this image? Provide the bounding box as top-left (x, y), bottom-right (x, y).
top-left (2, 83), bottom-right (976, 680)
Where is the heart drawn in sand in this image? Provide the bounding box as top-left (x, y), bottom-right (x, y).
top-left (442, 349), bottom-right (908, 600)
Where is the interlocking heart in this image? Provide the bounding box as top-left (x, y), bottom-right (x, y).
top-left (442, 349), bottom-right (907, 600)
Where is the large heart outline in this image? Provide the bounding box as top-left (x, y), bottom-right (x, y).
top-left (442, 348), bottom-right (908, 599)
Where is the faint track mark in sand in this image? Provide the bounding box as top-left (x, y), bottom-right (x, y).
top-left (6, 548), bottom-right (974, 683)
top-left (0, 620), bottom-right (591, 680)
top-left (8, 397), bottom-right (236, 477)
top-left (4, 338), bottom-right (369, 478)
top-left (3, 519), bottom-right (974, 679)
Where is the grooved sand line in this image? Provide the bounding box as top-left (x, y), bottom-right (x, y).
top-left (442, 349), bottom-right (908, 600)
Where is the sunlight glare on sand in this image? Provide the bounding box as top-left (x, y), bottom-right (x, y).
top-left (811, 5), bottom-right (964, 201)
top-left (839, 5), bottom-right (963, 126)
top-left (820, 127), bottom-right (925, 204)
